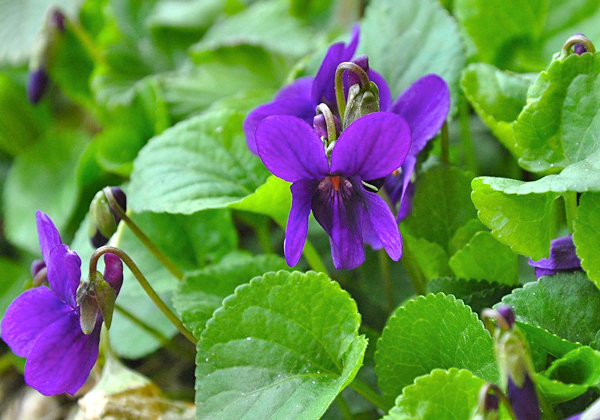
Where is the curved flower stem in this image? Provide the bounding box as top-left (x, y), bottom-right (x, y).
top-left (67, 19), bottom-right (106, 66)
top-left (303, 240), bottom-right (330, 276)
top-left (562, 34), bottom-right (596, 55)
top-left (89, 246), bottom-right (197, 345)
top-left (564, 192), bottom-right (577, 234)
top-left (459, 98), bottom-right (478, 173)
top-left (349, 378), bottom-right (388, 412)
top-left (335, 62), bottom-right (370, 121)
top-left (440, 121), bottom-right (450, 165)
top-left (316, 103), bottom-right (338, 144)
top-left (378, 249), bottom-right (394, 314)
top-left (103, 187), bottom-right (184, 281)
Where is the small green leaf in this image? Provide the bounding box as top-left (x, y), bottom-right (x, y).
top-left (404, 165), bottom-right (476, 252)
top-left (129, 109), bottom-right (269, 214)
top-left (449, 231), bottom-right (519, 285)
top-left (375, 293), bottom-right (497, 399)
top-left (573, 192), bottom-right (600, 288)
top-left (190, 1), bottom-right (316, 59)
top-left (514, 53), bottom-right (600, 173)
top-left (536, 346), bottom-right (600, 404)
top-left (230, 175), bottom-right (291, 227)
top-left (461, 63), bottom-right (532, 154)
top-left (383, 369), bottom-right (511, 420)
top-left (427, 278), bottom-right (514, 315)
top-left (361, 0), bottom-right (465, 108)
top-left (195, 270), bottom-right (367, 420)
top-left (471, 177), bottom-right (561, 259)
top-left (502, 272), bottom-right (600, 350)
top-left (173, 253), bottom-right (288, 339)
top-left (401, 230), bottom-right (451, 281)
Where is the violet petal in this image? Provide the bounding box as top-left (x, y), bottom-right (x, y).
top-left (103, 253), bottom-right (123, 296)
top-left (46, 244), bottom-right (81, 309)
top-left (36, 211), bottom-right (62, 263)
top-left (391, 74), bottom-right (450, 156)
top-left (330, 112), bottom-right (411, 180)
top-left (528, 235), bottom-right (581, 277)
top-left (396, 155), bottom-right (418, 221)
top-left (244, 97), bottom-right (315, 155)
top-left (1, 287), bottom-right (72, 357)
top-left (24, 312), bottom-right (100, 396)
top-left (362, 191), bottom-right (402, 260)
top-left (255, 115), bottom-right (329, 182)
top-left (274, 77), bottom-right (313, 101)
top-left (507, 375), bottom-right (541, 420)
top-left (368, 70), bottom-right (392, 112)
top-left (284, 180), bottom-right (318, 266)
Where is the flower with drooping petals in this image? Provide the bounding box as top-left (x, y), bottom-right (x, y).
top-left (528, 235), bottom-right (582, 278)
top-left (244, 24), bottom-right (391, 154)
top-left (1, 211), bottom-right (123, 395)
top-left (255, 112), bottom-right (410, 270)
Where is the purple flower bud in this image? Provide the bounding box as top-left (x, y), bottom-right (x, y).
top-left (109, 187), bottom-right (127, 223)
top-left (574, 33), bottom-right (588, 55)
top-left (50, 9), bottom-right (66, 33)
top-left (313, 113), bottom-right (341, 141)
top-left (482, 391), bottom-right (499, 413)
top-left (496, 305), bottom-right (516, 329)
top-left (88, 187), bottom-right (127, 248)
top-left (90, 229), bottom-right (108, 248)
top-left (30, 259), bottom-right (46, 279)
top-left (103, 253), bottom-right (123, 296)
top-left (507, 374), bottom-right (541, 420)
top-left (27, 68), bottom-right (49, 104)
top-left (528, 235), bottom-right (581, 278)
top-left (348, 54), bottom-right (369, 87)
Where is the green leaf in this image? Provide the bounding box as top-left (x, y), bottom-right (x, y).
top-left (536, 346), bottom-right (600, 404)
top-left (383, 369), bottom-right (511, 420)
top-left (0, 0), bottom-right (80, 65)
top-left (361, 0), bottom-right (465, 108)
top-left (502, 272), bottom-right (600, 350)
top-left (375, 293), bottom-right (497, 399)
top-left (0, 258), bottom-right (29, 327)
top-left (449, 231), bottom-right (519, 285)
top-left (514, 53), bottom-right (600, 174)
top-left (229, 175), bottom-right (291, 227)
top-left (190, 0), bottom-right (317, 59)
top-left (454, 0), bottom-right (546, 67)
top-left (404, 165), bottom-right (476, 252)
top-left (4, 129), bottom-right (88, 253)
top-left (129, 109), bottom-right (269, 214)
top-left (449, 218), bottom-right (486, 254)
top-left (173, 253), bottom-right (288, 339)
top-left (427, 278), bottom-right (515, 315)
top-left (461, 63), bottom-right (532, 154)
top-left (471, 177), bottom-right (561, 259)
top-left (573, 192), bottom-right (600, 287)
top-left (195, 270), bottom-right (367, 420)
top-left (401, 230), bottom-right (451, 281)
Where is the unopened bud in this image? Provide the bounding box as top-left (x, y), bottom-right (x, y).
top-left (471, 384), bottom-right (501, 420)
top-left (344, 81), bottom-right (380, 128)
top-left (26, 68), bottom-right (49, 104)
top-left (507, 374), bottom-right (541, 420)
top-left (496, 305), bottom-right (516, 329)
top-left (103, 253), bottom-right (123, 296)
top-left (50, 9), bottom-right (66, 33)
top-left (30, 259), bottom-right (46, 279)
top-left (76, 266), bottom-right (120, 333)
top-left (88, 187), bottom-right (127, 248)
top-left (313, 113), bottom-right (341, 141)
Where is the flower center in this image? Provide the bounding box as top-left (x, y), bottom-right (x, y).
top-left (330, 176), bottom-right (341, 191)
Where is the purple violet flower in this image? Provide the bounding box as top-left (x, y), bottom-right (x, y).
top-left (244, 24), bottom-right (392, 154)
top-left (1, 211), bottom-right (123, 395)
top-left (380, 74), bottom-right (451, 220)
top-left (255, 112), bottom-right (410, 270)
top-left (507, 374), bottom-right (541, 420)
top-left (528, 235), bottom-right (582, 278)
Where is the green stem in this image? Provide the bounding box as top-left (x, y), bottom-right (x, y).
top-left (104, 188), bottom-right (184, 281)
top-left (255, 220), bottom-right (274, 254)
top-left (459, 98), bottom-right (478, 173)
top-left (336, 394), bottom-right (354, 420)
top-left (303, 239), bottom-right (330, 276)
top-left (90, 246), bottom-right (197, 345)
top-left (67, 19), bottom-right (106, 65)
top-left (440, 122), bottom-right (450, 165)
top-left (378, 249), bottom-right (394, 314)
top-left (334, 62), bottom-right (369, 122)
top-left (539, 392), bottom-right (559, 420)
top-left (0, 353), bottom-right (14, 376)
top-left (349, 379), bottom-right (388, 412)
top-left (400, 240), bottom-right (427, 295)
top-left (564, 192), bottom-right (577, 234)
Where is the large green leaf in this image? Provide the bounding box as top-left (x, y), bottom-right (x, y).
top-left (514, 53), bottom-right (600, 174)
top-left (573, 192), bottom-right (600, 287)
top-left (230, 175), bottom-right (291, 227)
top-left (4, 129), bottom-right (88, 253)
top-left (361, 0), bottom-right (465, 108)
top-left (449, 231), bottom-right (519, 285)
top-left (195, 270), bottom-right (367, 420)
top-left (173, 253), bottom-right (288, 339)
top-left (471, 177), bottom-right (561, 259)
top-left (375, 293), bottom-right (497, 400)
top-left (427, 278), bottom-right (514, 315)
top-left (129, 109), bottom-right (269, 214)
top-left (404, 165), bottom-right (476, 252)
top-left (190, 0), bottom-right (317, 59)
top-left (502, 272), bottom-right (600, 349)
top-left (383, 369), bottom-right (511, 420)
top-left (461, 63), bottom-right (532, 154)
